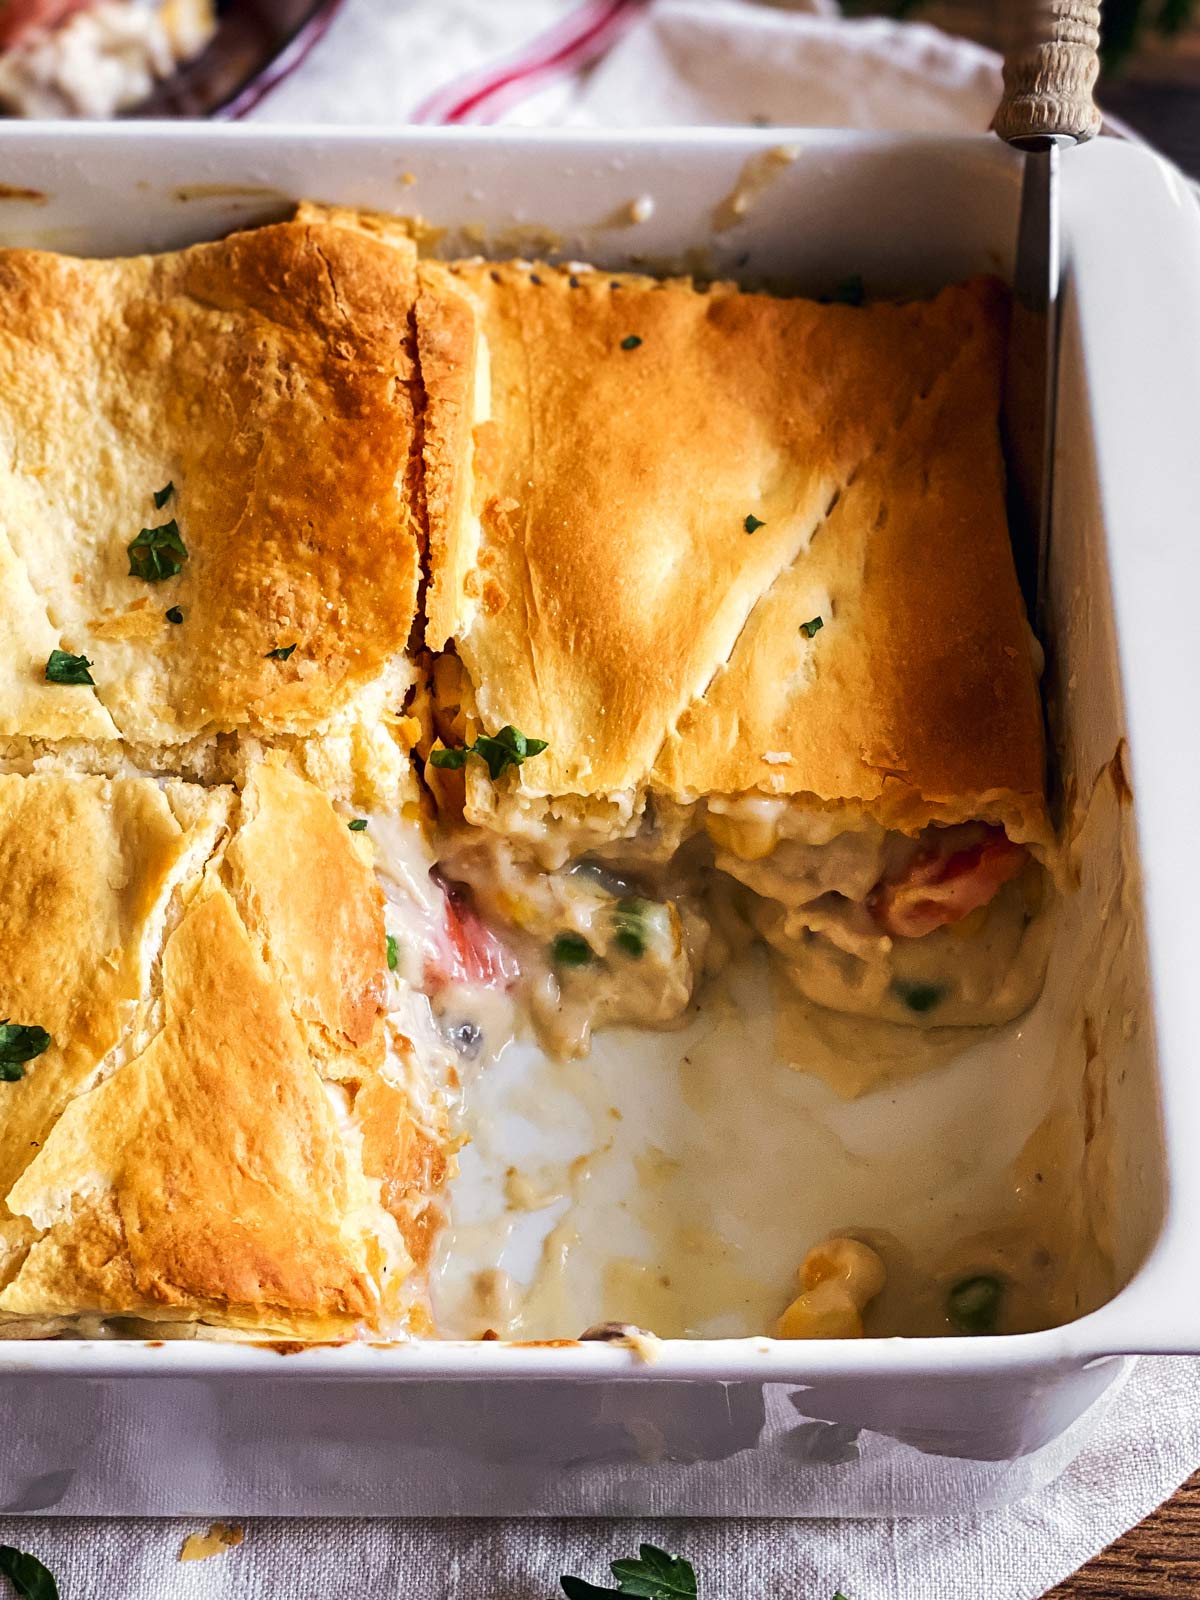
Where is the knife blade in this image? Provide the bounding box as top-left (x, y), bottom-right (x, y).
top-left (1002, 136), bottom-right (1062, 632)
top-left (994, 1), bottom-right (1101, 631)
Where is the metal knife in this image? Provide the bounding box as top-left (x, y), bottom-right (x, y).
top-left (995, 2), bottom-right (1103, 630)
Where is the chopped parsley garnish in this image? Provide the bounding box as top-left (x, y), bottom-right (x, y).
top-left (0, 1022), bottom-right (51, 1082)
top-left (265, 643), bottom-right (297, 661)
top-left (561, 1541), bottom-right (847, 1599)
top-left (386, 934), bottom-right (398, 971)
top-left (799, 616), bottom-right (823, 639)
top-left (892, 980), bottom-right (944, 1014)
top-left (429, 725), bottom-right (549, 782)
top-left (153, 481), bottom-right (175, 509)
top-left (127, 519), bottom-right (188, 582)
top-left (0, 1545), bottom-right (59, 1600)
top-left (552, 932), bottom-right (594, 968)
top-left (947, 1274), bottom-right (1004, 1335)
top-left (44, 650), bottom-right (94, 686)
top-left (744, 514), bottom-right (765, 534)
top-left (831, 272), bottom-right (865, 306)
top-left (612, 898), bottom-right (651, 960)
top-left (347, 818), bottom-right (368, 832)
top-left (620, 335), bottom-right (643, 350)
top-left (165, 606), bottom-right (184, 625)
top-left (562, 1543), bottom-right (696, 1600)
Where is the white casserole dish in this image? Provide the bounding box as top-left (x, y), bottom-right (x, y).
top-left (0, 122), bottom-right (1195, 1519)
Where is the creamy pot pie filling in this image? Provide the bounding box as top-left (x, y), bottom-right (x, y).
top-left (422, 775), bottom-right (1050, 1048)
top-left (708, 805), bottom-right (1048, 1027)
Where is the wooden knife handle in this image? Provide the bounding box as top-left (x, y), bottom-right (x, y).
top-left (995, 1), bottom-right (1102, 145)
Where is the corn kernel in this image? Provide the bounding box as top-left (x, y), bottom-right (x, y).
top-left (946, 904), bottom-right (988, 942)
top-left (801, 1237), bottom-right (887, 1302)
top-left (776, 1280), bottom-right (865, 1340)
top-left (775, 1236), bottom-right (886, 1341)
top-left (705, 812), bottom-right (778, 862)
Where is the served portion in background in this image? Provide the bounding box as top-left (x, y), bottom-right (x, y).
top-left (0, 0), bottom-right (216, 114)
top-left (0, 0), bottom-right (336, 116)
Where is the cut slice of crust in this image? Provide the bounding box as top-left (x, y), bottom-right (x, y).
top-left (0, 887), bottom-right (378, 1337)
top-left (0, 771), bottom-right (231, 1279)
top-left (222, 760), bottom-right (388, 1081)
top-left (421, 262), bottom-right (1048, 845)
top-left (0, 761), bottom-right (452, 1336)
top-left (0, 216), bottom-right (422, 764)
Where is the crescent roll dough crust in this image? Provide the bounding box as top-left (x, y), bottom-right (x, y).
top-left (0, 204), bottom-right (1055, 1337)
top-left (0, 888), bottom-right (378, 1337)
top-left (0, 217), bottom-right (422, 758)
top-left (0, 765), bottom-right (430, 1336)
top-left (0, 773), bottom-right (230, 1261)
top-left (423, 263), bottom-right (1047, 845)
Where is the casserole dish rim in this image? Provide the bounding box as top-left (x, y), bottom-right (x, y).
top-left (0, 121), bottom-right (1192, 1375)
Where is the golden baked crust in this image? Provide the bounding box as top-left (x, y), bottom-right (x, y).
top-left (0, 210), bottom-right (456, 1338)
top-left (222, 760), bottom-right (387, 1080)
top-left (357, 1071), bottom-right (450, 1274)
top-left (0, 773), bottom-right (230, 1268)
top-left (0, 217), bottom-right (421, 752)
top-left (0, 528), bottom-right (119, 743)
top-left (425, 264), bottom-right (1047, 842)
top-left (419, 262), bottom-right (486, 658)
top-left (0, 765), bottom-right (432, 1335)
top-left (0, 888), bottom-right (377, 1336)
top-left (215, 760), bottom-right (450, 1291)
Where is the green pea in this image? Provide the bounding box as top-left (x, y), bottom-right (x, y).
top-left (612, 897), bottom-right (653, 960)
top-left (892, 980), bottom-right (945, 1014)
top-left (947, 1274), bottom-right (1004, 1334)
top-left (552, 932), bottom-right (594, 968)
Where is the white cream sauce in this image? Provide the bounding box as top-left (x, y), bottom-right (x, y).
top-left (430, 932), bottom-right (1080, 1341)
top-left (372, 769), bottom-right (1132, 1347)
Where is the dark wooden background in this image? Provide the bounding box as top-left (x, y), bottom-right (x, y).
top-left (858, 5), bottom-right (1200, 1593)
top-left (1047, 1471), bottom-right (1200, 1596)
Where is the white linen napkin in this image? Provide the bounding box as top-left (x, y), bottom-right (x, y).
top-left (249, 0), bottom-right (1001, 130)
top-left (546, 0), bottom-right (1002, 128)
top-left (8, 5), bottom-right (1189, 1597)
top-left (0, 1359), bottom-right (1197, 1597)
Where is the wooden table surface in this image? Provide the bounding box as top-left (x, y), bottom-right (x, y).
top-left (1047, 1470), bottom-right (1200, 1597)
top-left (853, 9), bottom-right (1200, 1595)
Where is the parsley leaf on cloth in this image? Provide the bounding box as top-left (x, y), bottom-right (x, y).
top-left (0, 1545), bottom-right (59, 1600)
top-left (561, 1544), bottom-right (697, 1599)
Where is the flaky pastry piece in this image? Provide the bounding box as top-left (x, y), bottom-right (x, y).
top-left (0, 772), bottom-right (230, 1287)
top-left (0, 214), bottom-right (424, 807)
top-left (0, 885), bottom-right (379, 1338)
top-left (422, 263), bottom-right (1044, 841)
top-left (0, 763), bottom-right (451, 1339)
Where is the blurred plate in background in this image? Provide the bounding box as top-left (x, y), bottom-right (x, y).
top-left (134, 0), bottom-right (342, 118)
top-left (0, 0), bottom-right (342, 118)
